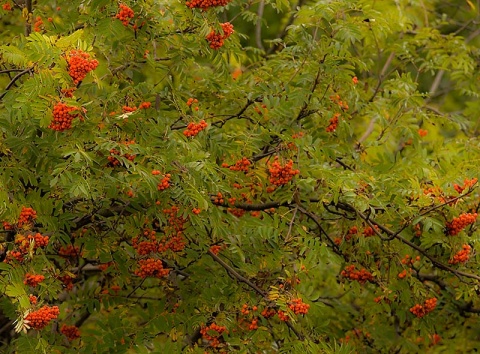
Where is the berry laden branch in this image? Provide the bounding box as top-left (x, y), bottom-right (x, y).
top-left (334, 201), bottom-right (480, 282)
top-left (207, 249), bottom-right (305, 341)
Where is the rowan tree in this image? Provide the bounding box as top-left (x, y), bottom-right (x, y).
top-left (0, 0), bottom-right (479, 353)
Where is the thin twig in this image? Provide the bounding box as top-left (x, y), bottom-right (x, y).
top-left (0, 69), bottom-right (25, 74)
top-left (368, 52), bottom-right (395, 102)
top-left (0, 66), bottom-right (35, 101)
top-left (284, 206), bottom-right (298, 243)
top-left (207, 249), bottom-right (266, 297)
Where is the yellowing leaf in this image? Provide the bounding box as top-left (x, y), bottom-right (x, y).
top-left (466, 0), bottom-right (475, 10)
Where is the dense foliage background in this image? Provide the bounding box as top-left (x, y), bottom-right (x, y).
top-left (0, 0), bottom-right (479, 353)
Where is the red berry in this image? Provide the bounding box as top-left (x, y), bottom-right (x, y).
top-left (185, 0), bottom-right (231, 10)
top-left (24, 305), bottom-right (60, 329)
top-left (115, 4), bottom-right (135, 26)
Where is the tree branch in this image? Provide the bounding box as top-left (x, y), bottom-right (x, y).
top-left (207, 249), bottom-right (267, 297)
top-left (207, 250), bottom-right (305, 341)
top-left (335, 201), bottom-right (480, 282)
top-left (0, 66), bottom-right (35, 101)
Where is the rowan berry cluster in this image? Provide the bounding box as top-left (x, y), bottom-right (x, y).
top-left (110, 285), bottom-right (121, 293)
top-left (227, 207), bottom-right (246, 217)
top-left (418, 129), bottom-right (428, 137)
top-left (4, 251), bottom-right (24, 263)
top-left (398, 255), bottom-right (417, 278)
top-left (2, 3), bottom-right (12, 11)
top-left (240, 303), bottom-right (257, 315)
top-left (397, 269), bottom-right (409, 279)
top-left (60, 324), bottom-right (81, 341)
top-left (267, 157), bottom-right (299, 191)
top-left (18, 207), bottom-right (37, 228)
top-left (157, 174), bottom-right (171, 191)
top-left (66, 50), bottom-right (99, 85)
top-left (24, 305), bottom-right (60, 329)
top-left (185, 0), bottom-right (231, 10)
top-left (133, 224), bottom-right (184, 257)
top-left (422, 185), bottom-right (451, 204)
top-left (24, 273), bottom-right (45, 287)
top-left (98, 262), bottom-right (113, 271)
top-left (413, 223), bottom-right (422, 237)
top-left (254, 103), bottom-right (268, 115)
top-left (122, 105), bottom-right (137, 113)
top-left (2, 221), bottom-right (12, 230)
top-left (343, 225), bottom-right (358, 242)
top-left (132, 229), bottom-right (158, 255)
top-left (238, 304), bottom-right (259, 330)
top-left (126, 189), bottom-right (134, 198)
top-left (222, 157), bottom-right (251, 172)
top-left (61, 88), bottom-right (76, 98)
top-left (186, 97), bottom-right (198, 107)
top-left (107, 141), bottom-right (136, 167)
top-left (401, 254), bottom-right (420, 265)
top-left (200, 322), bottom-right (227, 348)
top-left (449, 244), bottom-right (471, 264)
top-left (446, 213), bottom-right (478, 235)
top-left (116, 4), bottom-right (134, 26)
top-left (423, 186), bottom-right (442, 196)
top-left (163, 206), bottom-right (187, 235)
top-left (430, 333), bottom-right (441, 345)
top-left (49, 102), bottom-right (80, 131)
top-left (227, 192), bottom-right (256, 217)
top-left (58, 245), bottom-right (80, 258)
top-left (135, 258), bottom-right (169, 278)
top-left (251, 210), bottom-right (261, 218)
top-left (209, 244), bottom-right (223, 255)
top-left (261, 307), bottom-right (276, 318)
top-left (183, 120), bottom-right (208, 137)
top-left (287, 132), bottom-right (305, 150)
top-left (288, 298), bottom-right (310, 315)
top-left (341, 265), bottom-right (374, 284)
top-left (5, 232), bottom-right (48, 262)
top-left (192, 207), bottom-right (201, 215)
top-left (329, 94), bottom-right (349, 111)
top-left (362, 225), bottom-right (380, 237)
top-left (160, 231), bottom-right (186, 252)
top-left (138, 101), bottom-right (151, 109)
top-left (206, 22), bottom-right (234, 50)
top-left (33, 16), bottom-right (43, 32)
top-left (326, 113), bottom-right (340, 132)
top-left (454, 177), bottom-right (478, 194)
top-left (409, 297), bottom-right (437, 318)
top-left (212, 192), bottom-right (224, 205)
top-left (277, 310), bottom-right (289, 322)
top-left (58, 274), bottom-right (74, 291)
top-left (247, 318), bottom-right (258, 330)
top-left (143, 207), bottom-right (187, 253)
top-left (29, 295), bottom-right (37, 304)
